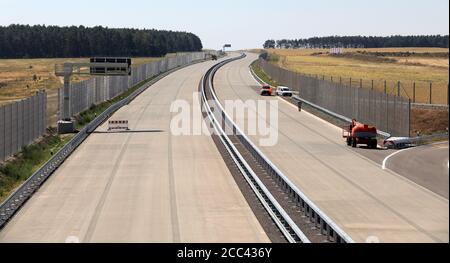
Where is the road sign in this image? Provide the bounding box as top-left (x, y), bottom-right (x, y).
top-left (90, 57), bottom-right (132, 76)
top-left (55, 57), bottom-right (133, 133)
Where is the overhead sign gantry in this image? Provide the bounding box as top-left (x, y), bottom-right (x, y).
top-left (223, 44), bottom-right (232, 52)
top-left (55, 57), bottom-right (132, 133)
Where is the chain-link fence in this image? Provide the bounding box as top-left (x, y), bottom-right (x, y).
top-left (58, 52), bottom-right (212, 120)
top-left (0, 91), bottom-right (47, 161)
top-left (259, 58), bottom-right (411, 137)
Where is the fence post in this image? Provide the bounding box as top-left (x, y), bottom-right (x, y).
top-left (429, 82), bottom-right (432, 104)
top-left (408, 99), bottom-right (411, 138)
top-left (371, 80), bottom-right (374, 90)
top-left (384, 80), bottom-right (387, 94)
top-left (340, 77), bottom-right (342, 85)
top-left (413, 82), bottom-right (416, 103)
top-left (360, 79), bottom-right (362, 89)
top-left (350, 78), bottom-right (352, 88)
top-left (386, 94), bottom-right (389, 136)
top-left (398, 81), bottom-right (401, 97)
top-left (1, 106), bottom-right (5, 160)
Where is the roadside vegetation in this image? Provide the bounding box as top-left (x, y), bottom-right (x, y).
top-left (266, 48), bottom-right (449, 104)
top-left (0, 25), bottom-right (203, 59)
top-left (0, 129), bottom-right (74, 203)
top-left (74, 76), bottom-right (152, 129)
top-left (250, 61), bottom-right (278, 87)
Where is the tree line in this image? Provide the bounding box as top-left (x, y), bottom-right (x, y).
top-left (0, 24), bottom-right (203, 58)
top-left (263, 35), bottom-right (449, 49)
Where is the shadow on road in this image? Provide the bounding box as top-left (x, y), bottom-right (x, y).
top-left (89, 130), bottom-right (165, 134)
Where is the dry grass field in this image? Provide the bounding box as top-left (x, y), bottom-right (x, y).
top-left (266, 48), bottom-right (449, 104)
top-left (0, 57), bottom-right (163, 126)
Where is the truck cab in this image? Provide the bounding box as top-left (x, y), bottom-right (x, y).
top-left (343, 119), bottom-right (378, 149)
top-left (260, 85), bottom-right (273, 96)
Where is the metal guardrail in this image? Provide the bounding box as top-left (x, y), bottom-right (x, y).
top-left (411, 103), bottom-right (449, 110)
top-left (206, 54), bottom-right (354, 243)
top-left (201, 55), bottom-right (310, 243)
top-left (0, 56), bottom-right (210, 230)
top-left (249, 65), bottom-right (392, 139)
top-left (409, 133), bottom-right (449, 145)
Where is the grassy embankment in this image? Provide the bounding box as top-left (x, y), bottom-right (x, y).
top-left (0, 61), bottom-right (164, 204)
top-left (267, 48), bottom-right (449, 105)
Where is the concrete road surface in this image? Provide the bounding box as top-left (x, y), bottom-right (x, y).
top-left (383, 142), bottom-right (449, 199)
top-left (0, 57), bottom-right (269, 243)
top-left (213, 53), bottom-right (449, 243)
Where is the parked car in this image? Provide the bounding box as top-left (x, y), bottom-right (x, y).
top-left (276, 86), bottom-right (293, 97)
top-left (383, 137), bottom-right (413, 149)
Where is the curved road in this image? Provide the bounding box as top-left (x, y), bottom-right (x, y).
top-left (384, 142), bottom-right (449, 199)
top-left (213, 53), bottom-right (449, 243)
top-left (0, 57), bottom-right (269, 243)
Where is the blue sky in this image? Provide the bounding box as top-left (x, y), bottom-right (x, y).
top-left (0, 0), bottom-right (448, 50)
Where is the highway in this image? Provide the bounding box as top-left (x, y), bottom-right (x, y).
top-left (383, 142), bottom-right (449, 199)
top-left (0, 57), bottom-right (270, 243)
top-left (213, 53), bottom-right (449, 243)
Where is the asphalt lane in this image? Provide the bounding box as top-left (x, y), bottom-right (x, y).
top-left (0, 57), bottom-right (269, 243)
top-left (213, 53), bottom-right (449, 243)
top-left (384, 142), bottom-right (449, 199)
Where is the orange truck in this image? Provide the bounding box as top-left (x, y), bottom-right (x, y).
top-left (260, 85), bottom-right (273, 96)
top-left (343, 119), bottom-right (378, 149)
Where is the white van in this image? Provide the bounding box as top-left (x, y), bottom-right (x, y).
top-left (276, 86), bottom-right (293, 97)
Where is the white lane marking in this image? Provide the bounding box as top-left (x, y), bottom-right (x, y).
top-left (245, 67), bottom-right (448, 201)
top-left (249, 69), bottom-right (261, 84)
top-left (382, 148), bottom-right (413, 170)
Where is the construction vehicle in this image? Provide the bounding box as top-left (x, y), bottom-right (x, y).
top-left (343, 119), bottom-right (378, 149)
top-left (260, 85), bottom-right (273, 96)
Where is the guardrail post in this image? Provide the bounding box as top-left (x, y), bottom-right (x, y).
top-left (397, 81), bottom-right (401, 97)
top-left (413, 82), bottom-right (416, 103)
top-left (384, 80), bottom-right (387, 94)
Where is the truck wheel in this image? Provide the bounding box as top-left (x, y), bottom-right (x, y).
top-left (352, 138), bottom-right (357, 148)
